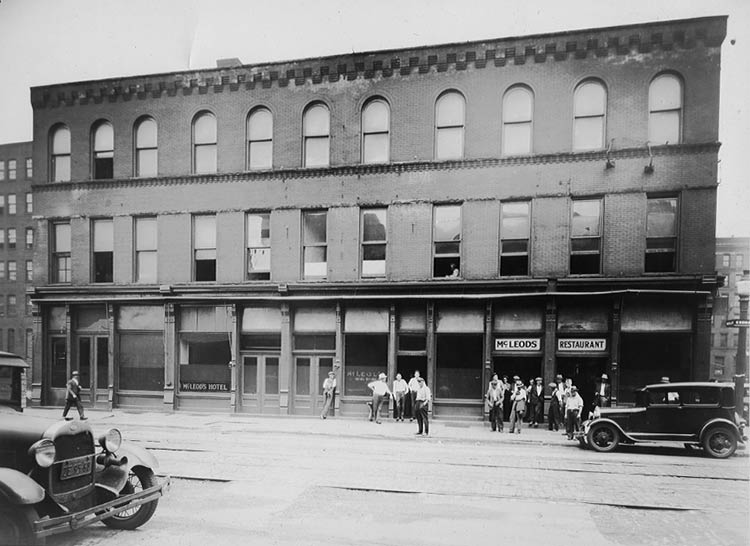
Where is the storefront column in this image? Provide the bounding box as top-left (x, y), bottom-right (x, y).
top-left (334, 303), bottom-right (343, 413)
top-left (106, 303), bottom-right (115, 410)
top-left (483, 302), bottom-right (493, 420)
top-left (31, 301), bottom-right (43, 406)
top-left (229, 304), bottom-right (239, 413)
top-left (694, 298), bottom-right (712, 380)
top-left (543, 298), bottom-right (557, 387)
top-left (279, 303), bottom-right (292, 413)
top-left (388, 304), bottom-right (396, 382)
top-left (610, 298), bottom-right (622, 405)
top-left (163, 303), bottom-right (175, 409)
top-left (426, 302), bottom-right (435, 414)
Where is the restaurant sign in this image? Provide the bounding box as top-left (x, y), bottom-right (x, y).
top-left (494, 338), bottom-right (541, 351)
top-left (557, 338), bottom-right (607, 352)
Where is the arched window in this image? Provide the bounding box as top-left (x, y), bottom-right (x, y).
top-left (435, 91), bottom-right (465, 160)
top-left (247, 107), bottom-right (273, 170)
top-left (573, 80), bottom-right (606, 151)
top-left (303, 103), bottom-right (330, 167)
top-left (134, 117), bottom-right (158, 177)
top-left (502, 86), bottom-right (533, 155)
top-left (649, 73), bottom-right (682, 145)
top-left (361, 98), bottom-right (390, 164)
top-left (193, 111), bottom-right (217, 174)
top-left (50, 125), bottom-right (71, 182)
top-left (92, 120), bottom-right (114, 179)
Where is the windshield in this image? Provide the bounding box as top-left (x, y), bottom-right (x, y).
top-left (0, 366), bottom-right (23, 407)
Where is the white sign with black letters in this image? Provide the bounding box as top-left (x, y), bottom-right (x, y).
top-left (494, 338), bottom-right (540, 351)
top-left (557, 338), bottom-right (607, 352)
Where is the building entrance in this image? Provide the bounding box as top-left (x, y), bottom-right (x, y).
top-left (75, 336), bottom-right (109, 408)
top-left (293, 355), bottom-right (334, 415)
top-left (241, 354), bottom-right (280, 413)
top-left (556, 357), bottom-right (608, 419)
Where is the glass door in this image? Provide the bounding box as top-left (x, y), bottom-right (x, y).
top-left (76, 336), bottom-right (109, 408)
top-left (294, 356), bottom-right (333, 414)
top-left (241, 354), bottom-right (279, 413)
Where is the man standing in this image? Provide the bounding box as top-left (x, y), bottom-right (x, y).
top-left (367, 373), bottom-right (392, 424)
top-left (486, 376), bottom-right (504, 432)
top-left (529, 377), bottom-right (544, 427)
top-left (320, 371), bottom-right (336, 419)
top-left (392, 373), bottom-right (408, 421)
top-left (407, 371), bottom-right (421, 421)
top-left (414, 376), bottom-right (432, 436)
top-left (593, 373), bottom-right (611, 409)
top-left (62, 370), bottom-right (86, 420)
top-left (565, 385), bottom-right (584, 440)
top-left (508, 380), bottom-right (527, 434)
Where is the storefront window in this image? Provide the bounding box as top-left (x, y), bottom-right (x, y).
top-left (179, 306), bottom-right (232, 393)
top-left (51, 337), bottom-right (67, 388)
top-left (117, 306), bottom-right (164, 391)
top-left (435, 335), bottom-right (483, 399)
top-left (344, 334), bottom-right (387, 396)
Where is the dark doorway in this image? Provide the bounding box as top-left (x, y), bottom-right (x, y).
top-left (492, 356), bottom-right (542, 385)
top-left (556, 357), bottom-right (608, 419)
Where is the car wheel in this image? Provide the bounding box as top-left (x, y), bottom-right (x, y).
top-left (0, 505), bottom-right (44, 546)
top-left (102, 467), bottom-right (159, 530)
top-left (587, 423), bottom-right (620, 453)
top-left (702, 426), bottom-right (738, 459)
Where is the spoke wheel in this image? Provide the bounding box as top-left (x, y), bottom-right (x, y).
top-left (587, 423), bottom-right (620, 453)
top-left (102, 467), bottom-right (159, 530)
top-left (702, 426), bottom-right (737, 459)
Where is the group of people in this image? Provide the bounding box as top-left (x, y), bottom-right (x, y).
top-left (486, 372), bottom-right (611, 439)
top-left (365, 372), bottom-right (432, 435)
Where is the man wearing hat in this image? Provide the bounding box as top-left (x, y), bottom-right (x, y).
top-left (508, 380), bottom-right (527, 434)
top-left (593, 373), bottom-right (611, 409)
top-left (367, 373), bottom-right (393, 424)
top-left (320, 371), bottom-right (337, 419)
top-left (564, 386), bottom-right (584, 440)
top-left (529, 377), bottom-right (545, 428)
top-left (485, 375), bottom-right (504, 432)
top-left (414, 376), bottom-right (432, 436)
top-left (62, 370), bottom-right (86, 420)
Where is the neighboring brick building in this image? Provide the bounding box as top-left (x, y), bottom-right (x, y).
top-left (712, 237), bottom-right (750, 378)
top-left (0, 141), bottom-right (35, 365)
top-left (28, 16), bottom-right (726, 418)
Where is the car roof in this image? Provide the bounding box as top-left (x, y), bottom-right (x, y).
top-left (641, 381), bottom-right (734, 390)
top-left (0, 351), bottom-right (29, 368)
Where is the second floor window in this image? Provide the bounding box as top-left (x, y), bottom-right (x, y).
top-left (247, 108), bottom-right (273, 170)
top-left (246, 212), bottom-right (271, 280)
top-left (570, 199), bottom-right (602, 275)
top-left (93, 219), bottom-right (114, 282)
top-left (8, 160), bottom-right (16, 180)
top-left (435, 91), bottom-right (465, 160)
top-left (7, 228), bottom-right (16, 250)
top-left (25, 193), bottom-right (32, 213)
top-left (646, 197), bottom-right (678, 273)
top-left (303, 211), bottom-right (327, 278)
top-left (135, 117), bottom-right (158, 177)
top-left (193, 112), bottom-right (217, 174)
top-left (25, 228), bottom-right (33, 249)
top-left (649, 73), bottom-right (682, 145)
top-left (362, 99), bottom-right (390, 164)
top-left (573, 80), bottom-right (606, 151)
top-left (361, 208), bottom-right (387, 277)
top-left (502, 87), bottom-right (533, 156)
top-left (135, 217), bottom-right (157, 283)
top-left (303, 103), bottom-right (330, 168)
top-left (433, 205), bottom-right (461, 277)
top-left (50, 125), bottom-right (71, 182)
top-left (52, 223), bottom-right (71, 283)
top-left (500, 202), bottom-right (530, 276)
top-left (92, 121), bottom-right (114, 179)
top-left (194, 215), bottom-right (216, 281)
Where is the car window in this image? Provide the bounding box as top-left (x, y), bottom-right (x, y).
top-left (683, 388), bottom-right (720, 406)
top-left (648, 389), bottom-right (680, 405)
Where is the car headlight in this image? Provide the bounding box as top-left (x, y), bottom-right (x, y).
top-left (98, 428), bottom-right (122, 452)
top-left (28, 439), bottom-right (56, 468)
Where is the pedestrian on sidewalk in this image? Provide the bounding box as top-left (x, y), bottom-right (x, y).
top-left (548, 382), bottom-right (561, 431)
top-left (508, 380), bottom-right (527, 434)
top-left (62, 370), bottom-right (86, 420)
top-left (392, 373), bottom-right (408, 421)
top-left (593, 373), bottom-right (611, 411)
top-left (407, 371), bottom-right (421, 421)
top-left (486, 376), bottom-right (504, 432)
top-left (529, 377), bottom-right (544, 427)
top-left (320, 371), bottom-right (336, 419)
top-left (367, 373), bottom-right (392, 424)
top-left (414, 376), bottom-right (432, 436)
top-left (565, 386), bottom-right (584, 440)
top-left (502, 375), bottom-right (512, 422)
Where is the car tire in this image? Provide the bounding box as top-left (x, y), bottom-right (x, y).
top-left (587, 423), bottom-right (620, 453)
top-left (102, 467), bottom-right (159, 530)
top-left (702, 426), bottom-right (738, 459)
top-left (0, 505), bottom-right (44, 546)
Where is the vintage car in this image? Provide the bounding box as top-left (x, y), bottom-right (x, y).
top-left (577, 381), bottom-right (747, 458)
top-left (0, 352), bottom-right (170, 545)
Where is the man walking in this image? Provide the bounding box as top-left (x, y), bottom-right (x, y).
top-left (62, 370), bottom-right (86, 420)
top-left (320, 371), bottom-right (336, 419)
top-left (392, 373), bottom-right (408, 421)
top-left (407, 371), bottom-right (421, 421)
top-left (367, 373), bottom-right (392, 424)
top-left (486, 376), bottom-right (504, 432)
top-left (529, 377), bottom-right (544, 427)
top-left (414, 376), bottom-right (432, 436)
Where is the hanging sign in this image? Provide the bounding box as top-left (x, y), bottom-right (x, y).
top-left (557, 338), bottom-right (607, 352)
top-left (494, 338), bottom-right (541, 351)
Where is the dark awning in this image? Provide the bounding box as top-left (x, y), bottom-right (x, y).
top-left (0, 352), bottom-right (29, 368)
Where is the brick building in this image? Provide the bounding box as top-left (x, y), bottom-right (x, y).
top-left (712, 237), bottom-right (750, 378)
top-left (28, 16), bottom-right (726, 417)
top-left (0, 141), bottom-right (35, 364)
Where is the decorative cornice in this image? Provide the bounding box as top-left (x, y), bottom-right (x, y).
top-left (32, 142), bottom-right (721, 193)
top-left (30, 16), bottom-right (727, 110)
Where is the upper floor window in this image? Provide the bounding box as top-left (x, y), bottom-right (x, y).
top-left (573, 80), bottom-right (607, 151)
top-left (0, 229), bottom-right (4, 249)
top-left (649, 73), bottom-right (682, 145)
top-left (193, 112), bottom-right (217, 174)
top-left (435, 91), bottom-right (465, 160)
top-left (25, 228), bottom-right (33, 250)
top-left (247, 108), bottom-right (273, 170)
top-left (25, 261), bottom-right (33, 282)
top-left (362, 99), bottom-right (390, 164)
top-left (25, 158), bottom-right (32, 179)
top-left (8, 195), bottom-right (15, 215)
top-left (303, 103), bottom-right (330, 168)
top-left (135, 117), bottom-right (158, 177)
top-left (8, 160), bottom-right (16, 180)
top-left (0, 160), bottom-right (4, 181)
top-left (722, 254), bottom-right (731, 268)
top-left (738, 254), bottom-right (744, 269)
top-left (246, 212), bottom-right (271, 280)
top-left (50, 125), bottom-right (71, 182)
top-left (502, 87), bottom-right (533, 156)
top-left (134, 217), bottom-right (157, 283)
top-left (570, 199), bottom-right (602, 275)
top-left (193, 215), bottom-right (216, 281)
top-left (7, 228), bottom-right (16, 250)
top-left (52, 222), bottom-right (71, 283)
top-left (646, 197), bottom-right (678, 273)
top-left (0, 196), bottom-right (4, 215)
top-left (433, 205), bottom-right (461, 277)
top-left (92, 219), bottom-right (114, 283)
top-left (303, 210), bottom-right (327, 278)
top-left (25, 193), bottom-right (32, 213)
top-left (8, 261), bottom-right (16, 282)
top-left (361, 208), bottom-right (387, 277)
top-left (92, 120), bottom-right (114, 179)
top-left (500, 201), bottom-right (530, 276)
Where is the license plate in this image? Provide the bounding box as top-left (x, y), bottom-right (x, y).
top-left (60, 455), bottom-right (93, 480)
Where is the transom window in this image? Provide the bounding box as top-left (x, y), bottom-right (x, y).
top-left (362, 99), bottom-right (390, 164)
top-left (433, 205), bottom-right (461, 277)
top-left (193, 112), bottom-right (217, 174)
top-left (502, 87), bottom-right (533, 156)
top-left (500, 202), bottom-right (530, 276)
top-left (246, 212), bottom-right (271, 280)
top-left (435, 91), bottom-right (465, 160)
top-left (646, 197), bottom-right (678, 273)
top-left (303, 211), bottom-right (327, 278)
top-left (92, 120), bottom-right (114, 179)
top-left (303, 103), bottom-right (330, 168)
top-left (570, 199), bottom-right (602, 275)
top-left (50, 125), bottom-right (71, 182)
top-left (361, 208), bottom-right (387, 277)
top-left (247, 108), bottom-right (273, 170)
top-left (649, 73), bottom-right (682, 145)
top-left (573, 80), bottom-right (607, 151)
top-left (135, 117), bottom-right (158, 177)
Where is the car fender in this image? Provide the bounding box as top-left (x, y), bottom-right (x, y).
top-left (699, 418), bottom-right (742, 443)
top-left (586, 418), bottom-right (637, 443)
top-left (95, 464), bottom-right (130, 496)
top-left (0, 467), bottom-right (45, 505)
top-left (118, 440), bottom-right (159, 473)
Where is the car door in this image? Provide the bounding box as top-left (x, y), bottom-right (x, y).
top-left (642, 387), bottom-right (685, 439)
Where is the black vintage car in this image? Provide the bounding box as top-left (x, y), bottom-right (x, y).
top-left (577, 381), bottom-right (747, 458)
top-left (0, 352), bottom-right (170, 545)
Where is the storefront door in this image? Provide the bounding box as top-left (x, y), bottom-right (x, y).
top-left (293, 355), bottom-right (333, 414)
top-left (241, 354), bottom-right (280, 413)
top-left (76, 336), bottom-right (109, 408)
top-left (556, 357), bottom-right (607, 419)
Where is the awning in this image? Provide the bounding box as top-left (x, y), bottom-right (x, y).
top-left (0, 352), bottom-right (29, 368)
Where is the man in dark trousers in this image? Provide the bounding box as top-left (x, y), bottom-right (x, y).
top-left (414, 376), bottom-right (432, 436)
top-left (593, 373), bottom-right (612, 410)
top-left (529, 377), bottom-right (544, 427)
top-left (62, 370), bottom-right (86, 420)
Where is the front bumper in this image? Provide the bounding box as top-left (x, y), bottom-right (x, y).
top-left (34, 475), bottom-right (171, 538)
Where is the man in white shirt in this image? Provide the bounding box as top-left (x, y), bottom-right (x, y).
top-left (414, 376), bottom-right (432, 436)
top-left (407, 371), bottom-right (421, 421)
top-left (367, 373), bottom-right (392, 424)
top-left (320, 371), bottom-right (336, 419)
top-left (565, 385), bottom-right (584, 440)
top-left (509, 380), bottom-right (527, 434)
top-left (392, 373), bottom-right (408, 421)
top-left (593, 373), bottom-right (611, 409)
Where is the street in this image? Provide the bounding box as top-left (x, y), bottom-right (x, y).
top-left (33, 409), bottom-right (749, 546)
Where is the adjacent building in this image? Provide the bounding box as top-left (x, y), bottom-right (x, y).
top-left (27, 16), bottom-right (726, 417)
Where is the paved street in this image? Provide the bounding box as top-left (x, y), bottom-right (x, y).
top-left (25, 408), bottom-right (749, 546)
